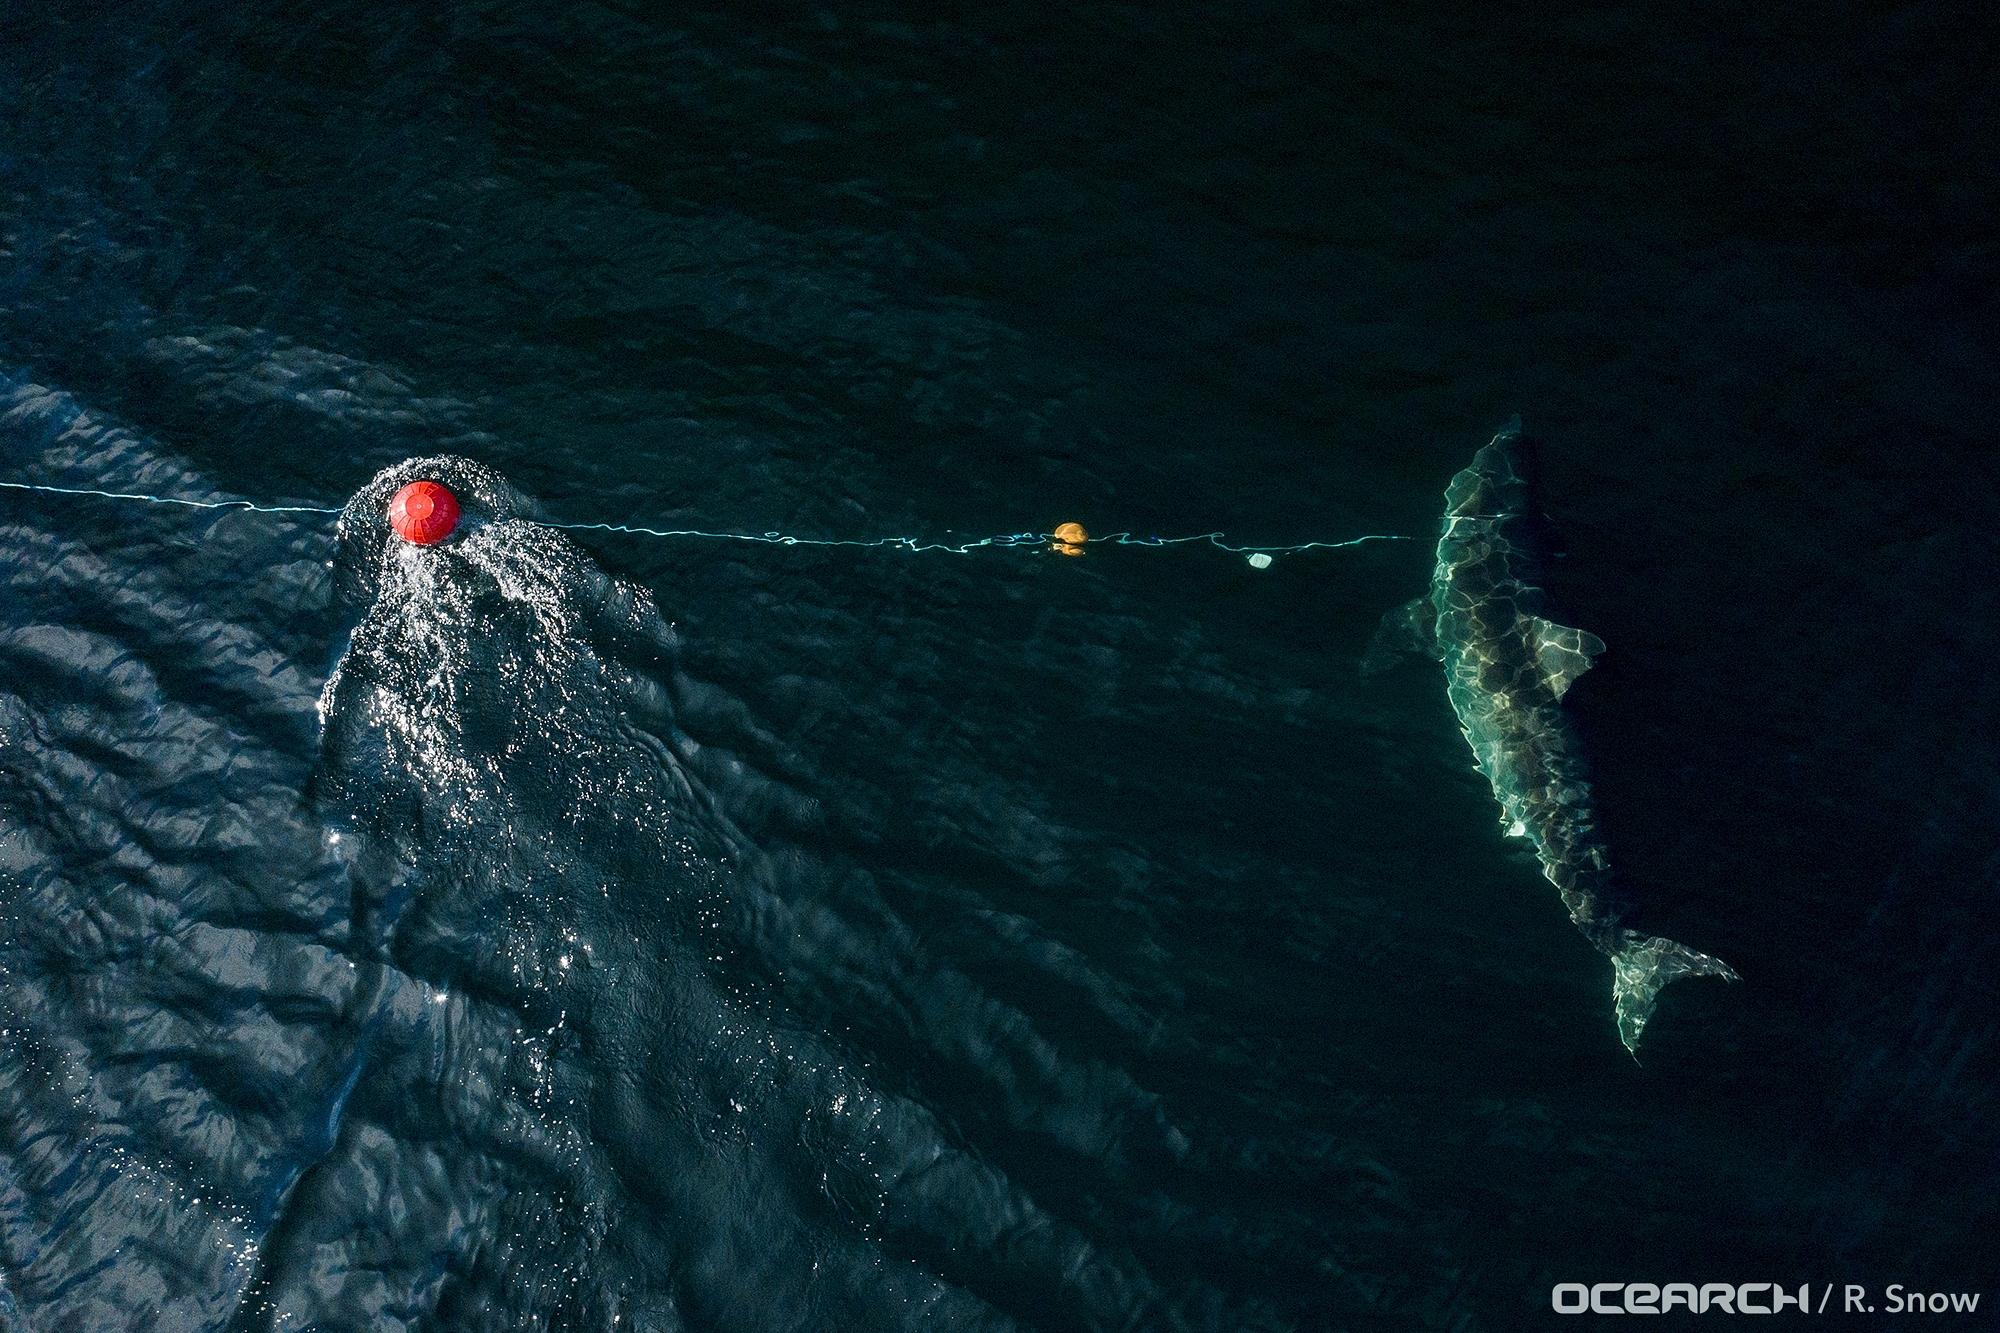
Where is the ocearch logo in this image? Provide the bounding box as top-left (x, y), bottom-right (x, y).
top-left (1552, 1283), bottom-right (1809, 1315)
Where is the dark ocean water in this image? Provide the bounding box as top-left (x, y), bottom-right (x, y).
top-left (1, 4), bottom-right (1995, 1329)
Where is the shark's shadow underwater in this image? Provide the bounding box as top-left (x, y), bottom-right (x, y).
top-left (1369, 422), bottom-right (1737, 1054)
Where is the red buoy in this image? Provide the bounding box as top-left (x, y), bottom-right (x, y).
top-left (388, 480), bottom-right (460, 545)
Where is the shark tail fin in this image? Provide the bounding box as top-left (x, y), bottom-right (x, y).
top-left (1609, 932), bottom-right (1737, 1056)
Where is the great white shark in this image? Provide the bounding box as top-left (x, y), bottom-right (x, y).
top-left (1370, 421), bottom-right (1736, 1054)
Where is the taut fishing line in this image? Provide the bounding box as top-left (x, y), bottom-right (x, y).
top-left (0, 477), bottom-right (1413, 562)
top-left (0, 478), bottom-right (344, 515)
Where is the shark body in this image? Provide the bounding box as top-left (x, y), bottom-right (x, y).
top-left (1377, 422), bottom-right (1735, 1053)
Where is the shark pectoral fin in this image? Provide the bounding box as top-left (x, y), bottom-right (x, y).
top-left (1361, 596), bottom-right (1441, 675)
top-left (1529, 617), bottom-right (1605, 699)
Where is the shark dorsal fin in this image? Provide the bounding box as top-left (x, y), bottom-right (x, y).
top-left (1529, 616), bottom-right (1604, 699)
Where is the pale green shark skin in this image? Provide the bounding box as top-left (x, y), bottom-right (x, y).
top-left (1430, 426), bottom-right (1735, 1054)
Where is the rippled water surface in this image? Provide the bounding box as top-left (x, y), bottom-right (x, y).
top-left (2, 4), bottom-right (1994, 1330)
